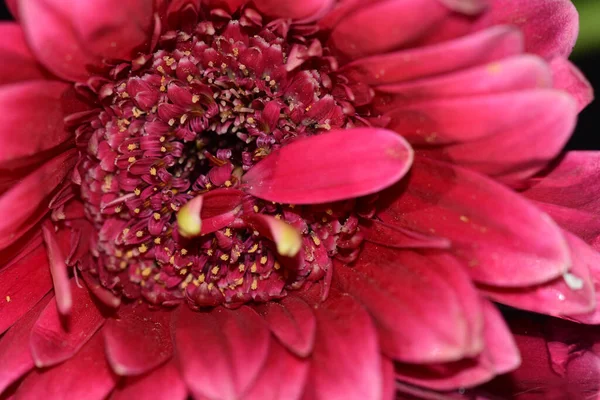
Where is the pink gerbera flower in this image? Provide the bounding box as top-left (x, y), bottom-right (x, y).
top-left (0, 0), bottom-right (597, 398)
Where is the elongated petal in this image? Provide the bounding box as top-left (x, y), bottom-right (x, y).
top-left (243, 341), bottom-right (309, 400)
top-left (342, 25), bottom-right (523, 86)
top-left (103, 303), bottom-right (173, 376)
top-left (551, 58), bottom-right (594, 112)
top-left (175, 306), bottom-right (269, 399)
top-left (480, 233), bottom-right (597, 318)
top-left (0, 81), bottom-right (73, 166)
top-left (302, 293), bottom-right (382, 400)
top-left (0, 150), bottom-right (77, 250)
top-left (395, 300), bottom-right (520, 390)
top-left (176, 195), bottom-right (203, 237)
top-left (0, 295), bottom-right (50, 393)
top-left (253, 0), bottom-right (333, 20)
top-left (361, 219), bottom-right (451, 249)
top-left (243, 213), bottom-right (302, 257)
top-left (337, 244), bottom-right (483, 363)
top-left (16, 333), bottom-right (118, 400)
top-left (30, 280), bottom-right (106, 367)
top-left (111, 361), bottom-right (187, 400)
top-left (243, 128), bottom-right (413, 204)
top-left (0, 244), bottom-right (52, 335)
top-left (473, 0), bottom-right (578, 59)
top-left (177, 188), bottom-right (244, 237)
top-left (380, 157), bottom-right (571, 287)
top-left (0, 23), bottom-right (49, 84)
top-left (436, 0), bottom-right (487, 14)
top-left (373, 55), bottom-right (552, 112)
top-left (41, 221), bottom-right (72, 317)
top-left (254, 296), bottom-right (316, 358)
top-left (20, 0), bottom-right (153, 81)
top-left (329, 0), bottom-right (448, 59)
top-left (416, 90), bottom-right (577, 182)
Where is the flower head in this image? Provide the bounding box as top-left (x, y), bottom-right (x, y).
top-left (0, 0), bottom-right (596, 399)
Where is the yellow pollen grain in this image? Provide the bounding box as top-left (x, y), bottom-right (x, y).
top-left (115, 205), bottom-right (122, 213)
top-left (170, 203), bottom-right (179, 211)
top-left (136, 230), bottom-right (144, 238)
top-left (251, 278), bottom-right (258, 290)
top-left (326, 209), bottom-right (333, 215)
top-left (180, 114), bottom-right (188, 124)
top-left (141, 268), bottom-right (152, 277)
top-left (123, 228), bottom-right (130, 236)
top-left (224, 228), bottom-right (232, 237)
top-left (159, 146), bottom-right (166, 153)
top-left (274, 214), bottom-right (282, 220)
top-left (232, 47), bottom-right (239, 57)
top-left (460, 215), bottom-right (470, 223)
top-left (5, 296), bottom-right (10, 303)
top-left (207, 283), bottom-right (215, 290)
top-left (192, 95), bottom-right (200, 103)
top-left (153, 212), bottom-right (161, 220)
top-left (132, 107), bottom-right (144, 118)
top-left (157, 65), bottom-right (165, 74)
top-left (118, 82), bottom-right (127, 90)
top-left (128, 156), bottom-right (136, 163)
top-left (211, 266), bottom-right (220, 275)
top-left (247, 117), bottom-right (255, 124)
top-left (165, 57), bottom-right (175, 66)
top-left (311, 234), bottom-right (321, 246)
top-left (238, 263), bottom-right (245, 272)
top-left (159, 136), bottom-right (166, 143)
top-left (179, 268), bottom-right (188, 276)
top-left (187, 75), bottom-right (194, 83)
top-left (253, 205), bottom-right (259, 212)
top-left (169, 255), bottom-right (175, 264)
top-left (220, 254), bottom-right (230, 261)
top-left (250, 263), bottom-right (257, 273)
top-left (120, 261), bottom-right (128, 269)
top-left (134, 188), bottom-right (141, 196)
top-left (207, 249), bottom-right (214, 256)
top-left (134, 208), bottom-right (141, 214)
top-left (248, 243), bottom-right (259, 253)
top-left (269, 80), bottom-right (276, 87)
top-left (168, 118), bottom-right (175, 126)
top-left (180, 248), bottom-right (188, 255)
top-left (221, 62), bottom-right (227, 69)
top-left (126, 250), bottom-right (134, 259)
top-left (198, 274), bottom-right (206, 283)
top-left (115, 249), bottom-right (123, 257)
top-left (139, 244), bottom-right (148, 253)
top-left (127, 143), bottom-right (137, 151)
top-left (274, 261), bottom-right (281, 270)
top-left (234, 277), bottom-right (244, 285)
top-left (150, 167), bottom-right (157, 176)
top-left (224, 180), bottom-right (232, 187)
top-left (260, 256), bottom-right (268, 265)
top-left (154, 237), bottom-right (161, 244)
top-left (205, 183), bottom-right (213, 189)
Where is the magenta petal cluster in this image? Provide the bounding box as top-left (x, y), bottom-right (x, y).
top-left (0, 0), bottom-right (597, 399)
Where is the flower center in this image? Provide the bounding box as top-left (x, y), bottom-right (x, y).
top-left (76, 8), bottom-right (365, 307)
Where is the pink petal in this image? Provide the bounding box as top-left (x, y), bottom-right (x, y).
top-left (415, 90), bottom-right (577, 182)
top-left (253, 0), bottom-right (334, 20)
top-left (0, 150), bottom-right (77, 250)
top-left (0, 294), bottom-right (51, 393)
top-left (379, 157), bottom-right (571, 287)
top-left (16, 332), bottom-right (118, 400)
top-left (480, 232), bottom-right (597, 319)
top-left (0, 244), bottom-right (52, 335)
top-left (0, 23), bottom-right (49, 84)
top-left (175, 306), bottom-right (269, 399)
top-left (111, 361), bottom-right (187, 400)
top-left (81, 271), bottom-right (121, 309)
top-left (436, 0), bottom-right (487, 14)
top-left (373, 55), bottom-right (552, 112)
top-left (103, 303), bottom-right (174, 376)
top-left (473, 0), bottom-right (578, 59)
top-left (336, 244), bottom-right (483, 363)
top-left (551, 58), bottom-right (594, 112)
top-left (301, 292), bottom-right (382, 400)
top-left (254, 296), bottom-right (316, 358)
top-left (523, 151), bottom-right (600, 249)
top-left (395, 300), bottom-right (520, 390)
top-left (41, 221), bottom-right (72, 317)
top-left (19, 0), bottom-right (153, 81)
top-left (30, 280), bottom-right (106, 368)
top-left (361, 219), bottom-right (451, 249)
top-left (5, 0), bottom-right (19, 19)
top-left (243, 213), bottom-right (302, 257)
top-left (341, 25), bottom-right (524, 86)
top-left (177, 188), bottom-right (244, 237)
top-left (243, 341), bottom-right (309, 400)
top-left (0, 81), bottom-right (73, 167)
top-left (328, 0), bottom-right (449, 60)
top-left (243, 128), bottom-right (413, 204)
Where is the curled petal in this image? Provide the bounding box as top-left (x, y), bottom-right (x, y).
top-left (253, 0), bottom-right (334, 20)
top-left (550, 58), bottom-right (594, 112)
top-left (243, 128), bottom-right (413, 204)
top-left (176, 195), bottom-right (203, 237)
top-left (41, 221), bottom-right (72, 318)
top-left (244, 213), bottom-right (302, 257)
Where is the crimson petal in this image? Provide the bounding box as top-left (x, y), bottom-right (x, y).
top-left (0, 23), bottom-right (48, 84)
top-left (551, 58), bottom-right (594, 112)
top-left (16, 333), bottom-right (117, 400)
top-left (379, 157), bottom-right (571, 287)
top-left (254, 296), bottom-right (316, 357)
top-left (302, 292), bottom-right (382, 400)
top-left (243, 128), bottom-right (413, 204)
top-left (30, 280), bottom-right (106, 368)
top-left (253, 0), bottom-right (333, 20)
top-left (111, 361), bottom-right (187, 400)
top-left (175, 306), bottom-right (270, 399)
top-left (103, 303), bottom-right (173, 376)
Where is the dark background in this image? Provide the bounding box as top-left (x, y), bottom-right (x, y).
top-left (1, 1), bottom-right (598, 150)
